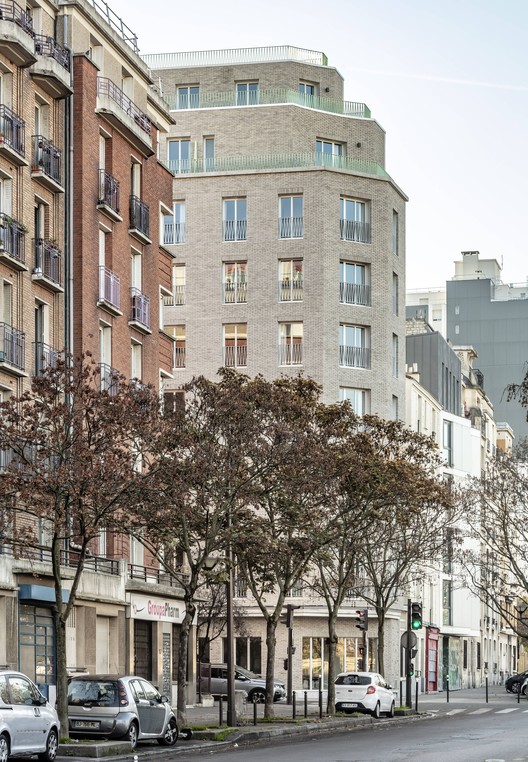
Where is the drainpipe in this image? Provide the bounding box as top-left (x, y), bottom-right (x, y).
top-left (63, 14), bottom-right (74, 357)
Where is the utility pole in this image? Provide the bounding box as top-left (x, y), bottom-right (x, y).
top-left (405, 598), bottom-right (412, 708)
top-left (280, 604), bottom-right (300, 703)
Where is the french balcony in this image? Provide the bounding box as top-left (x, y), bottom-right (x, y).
top-left (163, 284), bottom-right (185, 306)
top-left (31, 135), bottom-right (63, 193)
top-left (339, 345), bottom-right (371, 369)
top-left (223, 219), bottom-right (247, 242)
top-left (30, 34), bottom-right (72, 98)
top-left (0, 213), bottom-right (26, 271)
top-left (223, 343), bottom-right (247, 367)
top-left (279, 216), bottom-right (303, 239)
top-left (223, 281), bottom-right (247, 304)
top-left (279, 279), bottom-right (303, 302)
top-left (0, 323), bottom-right (25, 376)
top-left (32, 238), bottom-right (63, 292)
top-left (129, 287), bottom-right (151, 333)
top-left (96, 77), bottom-right (153, 157)
top-left (129, 195), bottom-right (151, 244)
top-left (98, 266), bottom-right (121, 315)
top-left (33, 341), bottom-right (60, 377)
top-left (339, 282), bottom-right (371, 306)
top-left (163, 220), bottom-right (185, 245)
top-left (278, 340), bottom-right (303, 366)
top-left (0, 105), bottom-right (26, 165)
top-left (98, 363), bottom-right (120, 396)
top-left (173, 345), bottom-right (185, 368)
top-left (97, 170), bottom-right (121, 222)
top-left (0, 0), bottom-right (36, 68)
top-left (340, 218), bottom-right (371, 244)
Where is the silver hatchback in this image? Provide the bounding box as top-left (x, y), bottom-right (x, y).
top-left (67, 675), bottom-right (178, 749)
top-left (0, 670), bottom-right (60, 762)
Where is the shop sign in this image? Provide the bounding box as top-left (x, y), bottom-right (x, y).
top-left (129, 593), bottom-right (185, 623)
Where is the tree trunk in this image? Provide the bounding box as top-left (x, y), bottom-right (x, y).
top-left (176, 602), bottom-right (195, 726)
top-left (376, 608), bottom-right (385, 676)
top-left (326, 612), bottom-right (338, 713)
top-left (54, 609), bottom-right (68, 738)
top-left (264, 617), bottom-right (276, 719)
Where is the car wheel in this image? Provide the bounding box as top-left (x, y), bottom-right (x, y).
top-left (158, 717), bottom-right (178, 746)
top-left (371, 702), bottom-right (381, 719)
top-left (522, 684), bottom-right (528, 696)
top-left (126, 721), bottom-right (139, 749)
top-left (387, 701), bottom-right (395, 718)
top-left (0, 734), bottom-right (9, 762)
top-left (38, 728), bottom-right (58, 762)
top-left (249, 689), bottom-right (266, 704)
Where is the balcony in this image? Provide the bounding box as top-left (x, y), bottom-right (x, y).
top-left (224, 344), bottom-right (247, 367)
top-left (0, 105), bottom-right (26, 165)
top-left (30, 34), bottom-right (72, 98)
top-left (340, 218), bottom-right (371, 244)
top-left (279, 216), bottom-right (303, 238)
top-left (96, 77), bottom-right (153, 157)
top-left (339, 345), bottom-right (371, 369)
top-left (129, 195), bottom-right (150, 244)
top-left (0, 213), bottom-right (26, 271)
top-left (129, 287), bottom-right (151, 333)
top-left (169, 151), bottom-right (389, 180)
top-left (97, 170), bottom-right (121, 222)
top-left (128, 562), bottom-right (189, 588)
top-left (0, 323), bottom-right (25, 375)
top-left (98, 266), bottom-right (121, 315)
top-left (32, 239), bottom-right (63, 292)
top-left (173, 345), bottom-right (185, 368)
top-left (0, 1), bottom-right (36, 67)
top-left (279, 279), bottom-right (303, 302)
top-left (98, 363), bottom-right (120, 396)
top-left (223, 219), bottom-right (247, 242)
top-left (279, 341), bottom-right (303, 366)
top-left (223, 281), bottom-right (247, 304)
top-left (144, 46), bottom-right (328, 69)
top-left (33, 341), bottom-right (60, 377)
top-left (163, 220), bottom-right (185, 245)
top-left (163, 285), bottom-right (185, 306)
top-left (31, 135), bottom-right (63, 193)
top-left (340, 282), bottom-right (371, 306)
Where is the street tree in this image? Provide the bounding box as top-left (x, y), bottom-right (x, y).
top-left (0, 354), bottom-right (162, 734)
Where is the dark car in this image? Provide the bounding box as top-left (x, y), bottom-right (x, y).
top-left (506, 671), bottom-right (528, 693)
top-left (68, 675), bottom-right (178, 749)
top-left (198, 664), bottom-right (286, 703)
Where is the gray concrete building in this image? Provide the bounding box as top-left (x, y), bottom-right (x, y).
top-left (145, 45), bottom-right (408, 419)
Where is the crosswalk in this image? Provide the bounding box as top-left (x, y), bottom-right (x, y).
top-left (432, 706), bottom-right (528, 716)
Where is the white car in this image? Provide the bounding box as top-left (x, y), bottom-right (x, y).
top-left (334, 671), bottom-right (395, 718)
top-left (0, 670), bottom-right (60, 761)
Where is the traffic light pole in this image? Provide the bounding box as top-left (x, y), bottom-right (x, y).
top-left (405, 598), bottom-right (412, 708)
top-left (287, 617), bottom-right (294, 704)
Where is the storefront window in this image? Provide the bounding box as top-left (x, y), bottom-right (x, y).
top-left (19, 604), bottom-right (55, 687)
top-left (302, 636), bottom-right (377, 688)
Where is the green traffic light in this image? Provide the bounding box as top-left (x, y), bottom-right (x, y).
top-left (411, 620), bottom-right (422, 630)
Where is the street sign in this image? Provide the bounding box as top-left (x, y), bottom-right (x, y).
top-left (400, 631), bottom-right (417, 650)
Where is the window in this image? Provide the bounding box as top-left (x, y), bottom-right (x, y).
top-left (131, 340), bottom-right (142, 381)
top-left (204, 137), bottom-right (214, 171)
top-left (163, 202), bottom-right (185, 245)
top-left (316, 139), bottom-right (343, 166)
top-left (339, 387), bottom-right (369, 415)
top-left (392, 334), bottom-right (398, 377)
top-left (177, 85), bottom-right (199, 109)
top-left (224, 323), bottom-right (247, 367)
top-left (392, 210), bottom-right (399, 255)
top-left (279, 322), bottom-right (303, 365)
top-left (1, 279), bottom-right (12, 324)
top-left (279, 260), bottom-right (303, 301)
top-left (166, 325), bottom-right (185, 368)
top-left (443, 419), bottom-right (453, 466)
top-left (392, 273), bottom-right (399, 315)
top-left (392, 395), bottom-right (399, 420)
top-left (339, 324), bottom-right (369, 368)
top-left (171, 264), bottom-right (186, 306)
top-left (340, 197), bottom-right (370, 243)
top-left (236, 82), bottom-right (259, 106)
top-left (168, 139), bottom-right (191, 174)
top-left (99, 322), bottom-right (112, 367)
top-left (223, 198), bottom-right (247, 241)
top-left (442, 579), bottom-right (453, 626)
top-left (223, 262), bottom-right (247, 303)
top-left (279, 195), bottom-right (303, 238)
top-left (131, 250), bottom-right (141, 290)
top-left (299, 81), bottom-right (316, 98)
top-left (340, 262), bottom-right (369, 306)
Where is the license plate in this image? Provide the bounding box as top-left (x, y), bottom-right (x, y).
top-left (74, 720), bottom-right (100, 729)
top-left (341, 703), bottom-right (358, 708)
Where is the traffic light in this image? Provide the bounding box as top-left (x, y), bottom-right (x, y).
top-left (279, 604), bottom-right (300, 628)
top-left (283, 659), bottom-right (288, 671)
top-left (411, 602), bottom-right (423, 630)
top-left (355, 608), bottom-right (368, 631)
top-left (409, 663), bottom-right (415, 677)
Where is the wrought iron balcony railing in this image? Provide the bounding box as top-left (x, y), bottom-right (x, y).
top-left (279, 216), bottom-right (303, 238)
top-left (339, 282), bottom-right (371, 306)
top-left (98, 265), bottom-right (120, 310)
top-left (339, 345), bottom-right (371, 369)
top-left (0, 322), bottom-right (25, 370)
top-left (129, 195), bottom-right (149, 238)
top-left (33, 341), bottom-right (60, 377)
top-left (128, 562), bottom-right (189, 586)
top-left (32, 135), bottom-right (62, 185)
top-left (98, 169), bottom-right (120, 213)
top-left (34, 34), bottom-right (70, 71)
top-left (130, 287), bottom-right (150, 329)
top-left (97, 77), bottom-right (151, 134)
top-left (0, 212), bottom-right (25, 264)
top-left (279, 341), bottom-right (303, 365)
top-left (0, 104), bottom-right (25, 156)
top-left (0, 0), bottom-right (34, 36)
top-left (33, 238), bottom-right (62, 286)
top-left (223, 219), bottom-right (247, 242)
top-left (340, 218), bottom-right (371, 244)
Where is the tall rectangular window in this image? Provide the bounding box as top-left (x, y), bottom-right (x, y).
top-left (177, 85), bottom-right (199, 109)
top-left (442, 580), bottom-right (453, 626)
top-left (392, 334), bottom-right (398, 377)
top-left (223, 198), bottom-right (247, 241)
top-left (279, 195), bottom-right (303, 238)
top-left (279, 260), bottom-right (303, 302)
top-left (392, 210), bottom-right (399, 255)
top-left (279, 322), bottom-right (303, 366)
top-left (339, 387), bottom-right (369, 415)
top-left (340, 262), bottom-right (370, 306)
top-left (392, 273), bottom-right (399, 315)
top-left (171, 264), bottom-right (186, 306)
top-left (339, 324), bottom-right (370, 368)
top-left (224, 323), bottom-right (247, 367)
top-left (204, 137), bottom-right (215, 171)
top-left (131, 341), bottom-right (142, 381)
top-left (392, 395), bottom-right (399, 420)
top-left (223, 262), bottom-right (247, 304)
top-left (340, 197), bottom-right (370, 243)
top-left (163, 202), bottom-right (185, 245)
top-left (236, 82), bottom-right (259, 105)
top-left (299, 81), bottom-right (316, 98)
top-left (443, 420), bottom-right (453, 466)
top-left (1, 279), bottom-right (12, 323)
top-left (168, 139), bottom-right (191, 174)
top-left (166, 325), bottom-right (185, 368)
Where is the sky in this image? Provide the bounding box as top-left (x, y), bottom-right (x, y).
top-left (107, 0), bottom-right (528, 290)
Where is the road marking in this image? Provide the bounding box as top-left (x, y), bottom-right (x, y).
top-left (495, 708), bottom-right (519, 713)
top-left (468, 708), bottom-right (493, 714)
top-left (445, 709), bottom-right (466, 715)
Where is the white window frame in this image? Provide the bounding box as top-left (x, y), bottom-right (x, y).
top-left (223, 262), bottom-right (247, 304)
top-left (223, 323), bottom-right (247, 367)
top-left (340, 197), bottom-right (370, 243)
top-left (279, 195), bottom-right (303, 239)
top-left (223, 198), bottom-right (247, 242)
top-left (177, 85), bottom-right (199, 109)
top-left (168, 139), bottom-right (191, 174)
top-left (339, 387), bottom-right (370, 415)
top-left (279, 260), bottom-right (303, 302)
top-left (340, 261), bottom-right (369, 306)
top-left (278, 322), bottom-right (303, 366)
top-left (236, 82), bottom-right (259, 106)
top-left (339, 324), bottom-right (370, 368)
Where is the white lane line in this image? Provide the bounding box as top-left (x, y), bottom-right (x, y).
top-left (468, 708), bottom-right (493, 714)
top-left (495, 708), bottom-right (520, 713)
top-left (445, 709), bottom-right (466, 715)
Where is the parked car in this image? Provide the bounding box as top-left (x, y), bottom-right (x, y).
top-left (334, 671), bottom-right (395, 718)
top-left (198, 664), bottom-right (286, 703)
top-left (67, 675), bottom-right (178, 749)
top-left (506, 671), bottom-right (528, 693)
top-left (0, 669), bottom-right (60, 761)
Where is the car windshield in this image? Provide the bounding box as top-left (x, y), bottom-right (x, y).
top-left (236, 666), bottom-right (258, 679)
top-left (68, 680), bottom-right (119, 707)
top-left (335, 674), bottom-right (372, 686)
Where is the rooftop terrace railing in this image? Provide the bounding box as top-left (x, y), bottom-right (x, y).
top-left (85, 0), bottom-right (138, 53)
top-left (143, 45), bottom-right (328, 70)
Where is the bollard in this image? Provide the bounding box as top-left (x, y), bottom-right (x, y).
top-left (304, 690), bottom-right (308, 718)
top-left (219, 695), bottom-right (224, 726)
top-left (399, 680), bottom-right (402, 709)
top-left (446, 676), bottom-right (450, 703)
top-left (253, 699), bottom-right (257, 725)
top-left (292, 691), bottom-right (296, 719)
top-left (518, 682), bottom-right (521, 704)
top-left (415, 680), bottom-right (418, 713)
top-left (319, 688), bottom-right (323, 719)
top-left (486, 676), bottom-right (488, 704)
